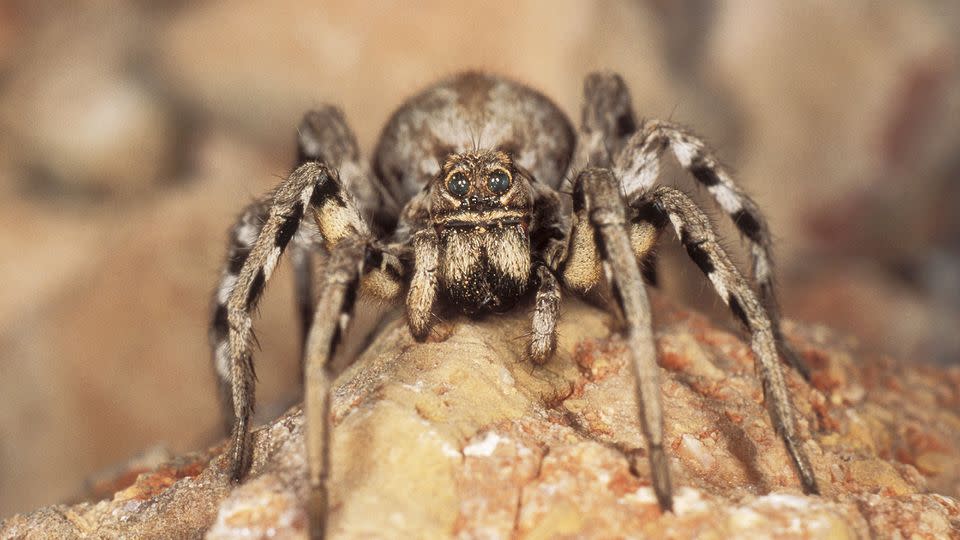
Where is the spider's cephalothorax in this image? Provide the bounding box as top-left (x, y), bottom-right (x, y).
top-left (431, 151), bottom-right (534, 316)
top-left (209, 71), bottom-right (819, 538)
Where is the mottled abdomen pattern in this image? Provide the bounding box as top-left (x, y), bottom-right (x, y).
top-left (374, 71), bottom-right (576, 198)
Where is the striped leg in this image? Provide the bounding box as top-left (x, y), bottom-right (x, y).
top-left (212, 202), bottom-right (322, 398)
top-left (211, 199), bottom-right (267, 434)
top-left (570, 168), bottom-right (673, 511)
top-left (613, 119), bottom-right (809, 378)
top-left (291, 106), bottom-right (401, 352)
top-left (651, 185), bottom-right (819, 495)
top-left (218, 162), bottom-right (371, 482)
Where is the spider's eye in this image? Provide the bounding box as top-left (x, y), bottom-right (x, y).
top-left (446, 172), bottom-right (469, 198)
top-left (487, 170), bottom-right (511, 194)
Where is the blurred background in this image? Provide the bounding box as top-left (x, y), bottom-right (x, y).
top-left (1, 0), bottom-right (958, 518)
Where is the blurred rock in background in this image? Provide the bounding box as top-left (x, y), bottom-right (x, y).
top-left (0, 0), bottom-right (958, 519)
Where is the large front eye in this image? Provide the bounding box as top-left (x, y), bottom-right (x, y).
top-left (487, 170), bottom-right (511, 194)
top-left (446, 172), bottom-right (469, 198)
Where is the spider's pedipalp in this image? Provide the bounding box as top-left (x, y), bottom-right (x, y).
top-left (527, 181), bottom-right (568, 363)
top-left (529, 265), bottom-right (561, 364)
top-left (651, 185), bottom-right (819, 495)
top-left (612, 120), bottom-right (809, 378)
top-left (406, 229), bottom-right (440, 340)
top-left (571, 167), bottom-right (673, 511)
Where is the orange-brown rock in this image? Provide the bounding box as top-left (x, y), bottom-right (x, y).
top-left (2, 296), bottom-right (959, 538)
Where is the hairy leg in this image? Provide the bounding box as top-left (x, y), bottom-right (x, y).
top-left (614, 119), bottom-right (808, 378)
top-left (292, 107), bottom-right (402, 350)
top-left (302, 241), bottom-right (364, 539)
top-left (211, 194), bottom-right (326, 428)
top-left (575, 72), bottom-right (664, 291)
top-left (211, 107), bottom-right (395, 432)
top-left (575, 71), bottom-right (638, 169)
top-left (569, 168), bottom-right (673, 511)
top-left (210, 199), bottom-right (266, 434)
top-left (650, 185), bottom-right (819, 495)
top-left (216, 162), bottom-right (371, 482)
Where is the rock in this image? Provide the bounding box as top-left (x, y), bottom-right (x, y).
top-left (3, 295), bottom-right (959, 538)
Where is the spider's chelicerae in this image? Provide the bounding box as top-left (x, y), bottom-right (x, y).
top-left (209, 71), bottom-right (819, 536)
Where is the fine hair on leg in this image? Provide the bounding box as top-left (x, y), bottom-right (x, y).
top-left (572, 168), bottom-right (673, 511)
top-left (650, 185), bottom-right (819, 495)
top-left (613, 119), bottom-right (809, 378)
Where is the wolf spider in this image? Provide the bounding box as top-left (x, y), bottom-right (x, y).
top-left (210, 71), bottom-right (819, 537)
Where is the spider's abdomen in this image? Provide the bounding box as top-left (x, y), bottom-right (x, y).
top-left (374, 72), bottom-right (575, 201)
top-left (438, 224), bottom-right (531, 314)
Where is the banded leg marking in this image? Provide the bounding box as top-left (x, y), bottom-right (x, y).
top-left (652, 185), bottom-right (819, 495)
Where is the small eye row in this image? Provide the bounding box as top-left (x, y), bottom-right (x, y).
top-left (446, 169), bottom-right (512, 198)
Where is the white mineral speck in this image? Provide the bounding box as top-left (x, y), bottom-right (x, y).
top-left (464, 432), bottom-right (504, 457)
top-left (680, 434), bottom-right (716, 470)
top-left (673, 487), bottom-right (709, 515)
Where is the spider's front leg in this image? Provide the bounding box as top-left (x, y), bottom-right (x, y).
top-left (217, 162), bottom-right (369, 478)
top-left (301, 234), bottom-right (405, 537)
top-left (210, 107), bottom-right (396, 437)
top-left (563, 168), bottom-right (673, 510)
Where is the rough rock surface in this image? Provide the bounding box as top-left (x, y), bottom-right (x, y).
top-left (4, 0), bottom-right (960, 520)
top-left (3, 295), bottom-right (959, 539)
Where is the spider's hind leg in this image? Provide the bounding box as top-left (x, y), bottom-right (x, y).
top-left (576, 71), bottom-right (638, 168)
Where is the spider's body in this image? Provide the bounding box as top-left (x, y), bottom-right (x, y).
top-left (210, 72), bottom-right (819, 538)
